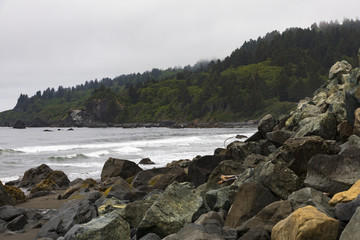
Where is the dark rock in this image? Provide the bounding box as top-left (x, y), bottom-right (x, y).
top-left (353, 107), bottom-right (360, 137)
top-left (59, 178), bottom-right (98, 200)
top-left (243, 154), bottom-right (267, 168)
top-left (151, 165), bottom-right (188, 190)
top-left (237, 200), bottom-right (293, 233)
top-left (13, 119), bottom-right (26, 129)
top-left (30, 179), bottom-right (59, 196)
top-left (139, 233), bottom-right (161, 240)
top-left (162, 223), bottom-right (224, 240)
top-left (6, 214), bottom-right (27, 231)
top-left (258, 114), bottom-right (276, 138)
top-left (304, 152), bottom-right (360, 194)
top-left (188, 155), bottom-right (224, 187)
top-left (194, 211), bottom-right (224, 236)
top-left (106, 178), bottom-right (146, 202)
top-left (19, 164), bottom-right (53, 188)
top-left (282, 136), bottom-right (340, 178)
top-left (139, 158), bottom-right (156, 165)
top-left (295, 112), bottom-right (337, 140)
top-left (137, 182), bottom-right (203, 238)
top-left (335, 194), bottom-right (360, 221)
top-left (101, 158), bottom-right (142, 182)
top-left (245, 131), bottom-right (263, 142)
top-left (222, 226), bottom-right (238, 240)
top-left (0, 181), bottom-right (16, 207)
top-left (266, 130), bottom-right (295, 147)
top-left (3, 185), bottom-right (26, 203)
top-left (63, 210), bottom-right (130, 240)
top-left (345, 84), bottom-right (360, 126)
top-left (288, 187), bottom-right (335, 218)
top-left (131, 167), bottom-right (171, 191)
top-left (339, 207), bottom-right (360, 240)
top-left (36, 191), bottom-right (101, 239)
top-left (205, 186), bottom-right (231, 211)
top-left (227, 141), bottom-right (261, 163)
top-left (340, 135), bottom-right (360, 153)
top-left (46, 170), bottom-right (70, 188)
top-left (224, 182), bottom-right (277, 228)
top-left (0, 206), bottom-right (25, 221)
top-left (205, 160), bottom-right (246, 189)
top-left (238, 226), bottom-right (270, 240)
top-left (337, 121), bottom-right (353, 142)
top-left (29, 117), bottom-right (50, 127)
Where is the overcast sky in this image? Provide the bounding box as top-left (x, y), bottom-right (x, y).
top-left (0, 0), bottom-right (359, 112)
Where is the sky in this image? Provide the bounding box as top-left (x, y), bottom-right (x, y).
top-left (0, 0), bottom-right (359, 112)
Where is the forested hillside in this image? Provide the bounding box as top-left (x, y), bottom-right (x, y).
top-left (1, 19), bottom-right (360, 126)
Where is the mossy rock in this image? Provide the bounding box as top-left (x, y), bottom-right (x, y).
top-left (4, 185), bottom-right (26, 203)
top-left (30, 179), bottom-right (59, 194)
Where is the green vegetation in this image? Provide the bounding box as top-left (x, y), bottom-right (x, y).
top-left (1, 19), bottom-right (360, 126)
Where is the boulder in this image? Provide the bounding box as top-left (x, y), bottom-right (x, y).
top-left (295, 112), bottom-right (337, 140)
top-left (340, 135), bottom-right (360, 153)
top-left (243, 154), bottom-right (267, 168)
top-left (46, 170), bottom-right (70, 188)
top-left (63, 210), bottom-right (130, 240)
top-left (101, 158), bottom-right (142, 182)
top-left (272, 205), bottom-right (338, 240)
top-left (335, 195), bottom-right (360, 221)
top-left (285, 101), bottom-right (321, 129)
top-left (131, 167), bottom-right (171, 190)
top-left (193, 211), bottom-right (224, 237)
top-left (188, 155), bottom-right (224, 187)
top-left (139, 158), bottom-right (156, 165)
top-left (329, 179), bottom-right (360, 206)
top-left (151, 165), bottom-right (188, 190)
top-left (3, 185), bottom-right (26, 203)
top-left (337, 121), bottom-right (353, 142)
top-left (6, 214), bottom-right (27, 231)
top-left (162, 223), bottom-right (224, 240)
top-left (137, 182), bottom-right (203, 238)
top-left (258, 114), bottom-right (276, 138)
top-left (266, 130), bottom-right (295, 147)
top-left (204, 186), bottom-right (231, 211)
top-left (329, 60), bottom-right (352, 80)
top-left (19, 163), bottom-right (53, 188)
top-left (30, 179), bottom-right (59, 196)
top-left (353, 107), bottom-right (360, 136)
top-left (205, 160), bottom-right (246, 189)
top-left (224, 182), bottom-right (277, 228)
top-left (282, 136), bottom-right (340, 177)
top-left (13, 119), bottom-right (26, 129)
top-left (139, 233), bottom-right (162, 240)
top-left (287, 187), bottom-right (334, 218)
top-left (106, 178), bottom-right (145, 202)
top-left (237, 200), bottom-right (293, 233)
top-left (0, 206), bottom-right (25, 221)
top-left (258, 161), bottom-right (301, 199)
top-left (0, 181), bottom-right (16, 207)
top-left (339, 207), bottom-right (360, 240)
top-left (227, 141), bottom-right (262, 163)
top-left (304, 152), bottom-right (360, 194)
top-left (58, 178), bottom-right (98, 200)
top-left (36, 191), bottom-right (101, 239)
top-left (238, 226), bottom-right (270, 240)
top-left (345, 84), bottom-right (360, 126)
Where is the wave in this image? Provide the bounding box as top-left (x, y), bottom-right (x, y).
top-left (83, 150), bottom-right (110, 158)
top-left (0, 148), bottom-right (23, 154)
top-left (113, 146), bottom-right (142, 154)
top-left (49, 153), bottom-right (88, 161)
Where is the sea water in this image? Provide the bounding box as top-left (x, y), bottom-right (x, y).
top-left (0, 126), bottom-right (256, 183)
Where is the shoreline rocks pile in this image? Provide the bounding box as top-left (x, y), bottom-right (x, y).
top-left (2, 55), bottom-right (360, 239)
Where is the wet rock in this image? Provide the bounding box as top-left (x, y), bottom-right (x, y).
top-left (188, 155), bottom-right (224, 187)
top-left (305, 151), bottom-right (360, 194)
top-left (0, 206), bottom-right (25, 221)
top-left (272, 205), bottom-right (338, 240)
top-left (19, 164), bottom-right (53, 188)
top-left (6, 214), bottom-right (27, 231)
top-left (137, 182), bottom-right (203, 238)
top-left (225, 182), bottom-right (277, 228)
top-left (139, 158), bottom-right (156, 165)
top-left (101, 158), bottom-right (142, 182)
top-left (58, 178), bottom-right (98, 200)
top-left (106, 178), bottom-right (146, 202)
top-left (339, 207), bottom-right (360, 240)
top-left (63, 210), bottom-right (130, 240)
top-left (3, 185), bottom-right (26, 204)
top-left (329, 179), bottom-right (360, 206)
top-left (243, 154), bottom-right (267, 168)
top-left (204, 186), bottom-right (231, 211)
top-left (36, 191), bottom-right (102, 239)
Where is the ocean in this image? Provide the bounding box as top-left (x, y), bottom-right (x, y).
top-left (0, 126), bottom-right (256, 183)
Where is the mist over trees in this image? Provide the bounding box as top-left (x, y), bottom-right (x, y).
top-left (4, 19), bottom-right (360, 124)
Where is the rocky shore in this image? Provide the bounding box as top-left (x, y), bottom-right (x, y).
top-left (2, 56), bottom-right (360, 240)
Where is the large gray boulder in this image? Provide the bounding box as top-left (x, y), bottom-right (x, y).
top-left (36, 191), bottom-right (101, 239)
top-left (295, 112), bottom-right (337, 140)
top-left (305, 151), bottom-right (360, 194)
top-left (339, 207), bottom-right (360, 240)
top-left (335, 194), bottom-right (360, 221)
top-left (225, 182), bottom-right (277, 228)
top-left (266, 130), bottom-right (295, 147)
top-left (101, 158), bottom-right (142, 182)
top-left (106, 178), bottom-right (146, 202)
top-left (0, 205), bottom-right (25, 221)
top-left (204, 186), bottom-right (231, 211)
top-left (137, 182), bottom-right (203, 238)
top-left (63, 210), bottom-right (130, 240)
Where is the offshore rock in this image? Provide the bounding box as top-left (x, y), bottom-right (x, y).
top-left (305, 151), bottom-right (360, 194)
top-left (101, 158), bottom-right (142, 182)
top-left (225, 182), bottom-right (277, 228)
top-left (63, 210), bottom-right (130, 240)
top-left (137, 181), bottom-right (203, 238)
top-left (272, 205), bottom-right (338, 240)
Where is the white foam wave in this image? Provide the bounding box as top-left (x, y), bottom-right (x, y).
top-left (84, 150), bottom-right (110, 158)
top-left (113, 146), bottom-right (142, 154)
